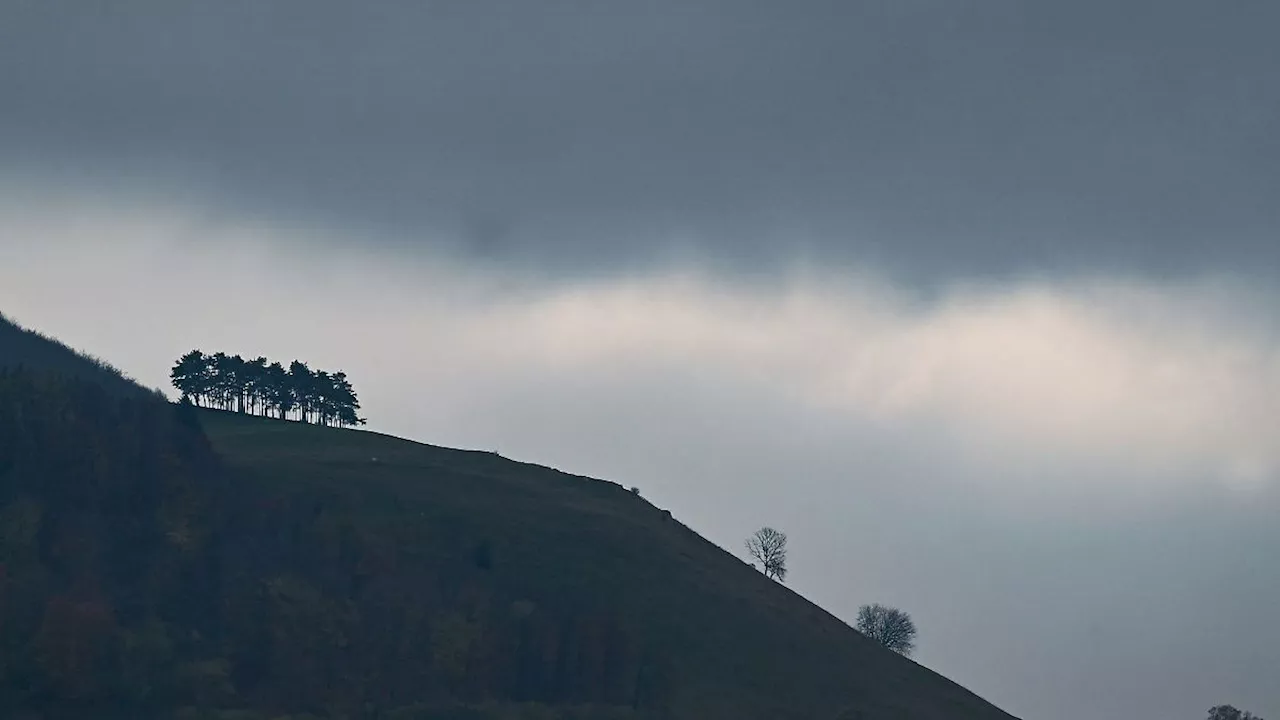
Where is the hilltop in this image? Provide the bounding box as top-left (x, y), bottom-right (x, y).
top-left (0, 314), bottom-right (1018, 720)
top-left (0, 312), bottom-right (158, 399)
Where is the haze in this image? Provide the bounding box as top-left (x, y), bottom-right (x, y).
top-left (2, 3), bottom-right (1278, 718)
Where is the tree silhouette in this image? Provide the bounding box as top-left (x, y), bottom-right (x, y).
top-left (746, 527), bottom-right (788, 582)
top-left (264, 361), bottom-right (293, 419)
top-left (1209, 706), bottom-right (1266, 720)
top-left (855, 604), bottom-right (917, 656)
top-left (170, 350), bottom-right (365, 426)
top-left (289, 360), bottom-right (320, 423)
top-left (245, 356), bottom-right (269, 415)
top-left (169, 350), bottom-right (211, 406)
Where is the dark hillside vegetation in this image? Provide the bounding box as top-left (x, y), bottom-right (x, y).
top-left (0, 312), bottom-right (158, 399)
top-left (0, 370), bottom-right (226, 719)
top-left (198, 411), bottom-right (1017, 720)
top-left (0, 374), bottom-right (653, 719)
top-left (0, 319), bottom-right (1018, 720)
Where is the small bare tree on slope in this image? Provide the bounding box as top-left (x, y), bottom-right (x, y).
top-left (746, 527), bottom-right (788, 582)
top-left (856, 603), bottom-right (917, 656)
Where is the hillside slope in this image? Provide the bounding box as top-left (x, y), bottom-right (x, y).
top-left (0, 312), bottom-right (157, 399)
top-left (200, 411), bottom-right (1018, 720)
top-left (0, 317), bottom-right (1018, 720)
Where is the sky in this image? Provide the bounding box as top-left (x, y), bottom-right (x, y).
top-left (2, 2), bottom-right (1278, 718)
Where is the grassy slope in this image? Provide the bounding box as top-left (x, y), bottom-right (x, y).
top-left (0, 312), bottom-right (158, 399)
top-left (201, 410), bottom-right (1018, 720)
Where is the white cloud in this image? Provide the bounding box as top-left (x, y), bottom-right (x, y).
top-left (4, 193), bottom-right (1279, 503)
top-left (438, 269), bottom-right (1280, 497)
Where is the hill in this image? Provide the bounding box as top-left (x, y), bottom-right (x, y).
top-left (197, 411), bottom-right (1018, 720)
top-left (0, 317), bottom-right (1018, 720)
top-left (0, 312), bottom-right (159, 399)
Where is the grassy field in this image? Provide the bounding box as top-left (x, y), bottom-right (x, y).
top-left (199, 410), bottom-right (1018, 720)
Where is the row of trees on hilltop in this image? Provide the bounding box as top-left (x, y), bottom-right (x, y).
top-left (170, 349), bottom-right (365, 426)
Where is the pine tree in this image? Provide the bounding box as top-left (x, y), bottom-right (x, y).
top-left (169, 350), bottom-right (207, 405)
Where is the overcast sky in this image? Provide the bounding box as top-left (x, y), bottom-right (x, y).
top-left (2, 3), bottom-right (1278, 718)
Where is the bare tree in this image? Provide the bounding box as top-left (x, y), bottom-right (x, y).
top-left (745, 527), bottom-right (787, 582)
top-left (855, 603), bottom-right (917, 656)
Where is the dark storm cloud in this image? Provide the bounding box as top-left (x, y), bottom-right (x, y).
top-left (3, 0), bottom-right (1278, 280)
top-left (2, 1), bottom-right (1280, 279)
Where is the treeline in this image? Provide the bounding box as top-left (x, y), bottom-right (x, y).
top-left (170, 350), bottom-right (365, 427)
